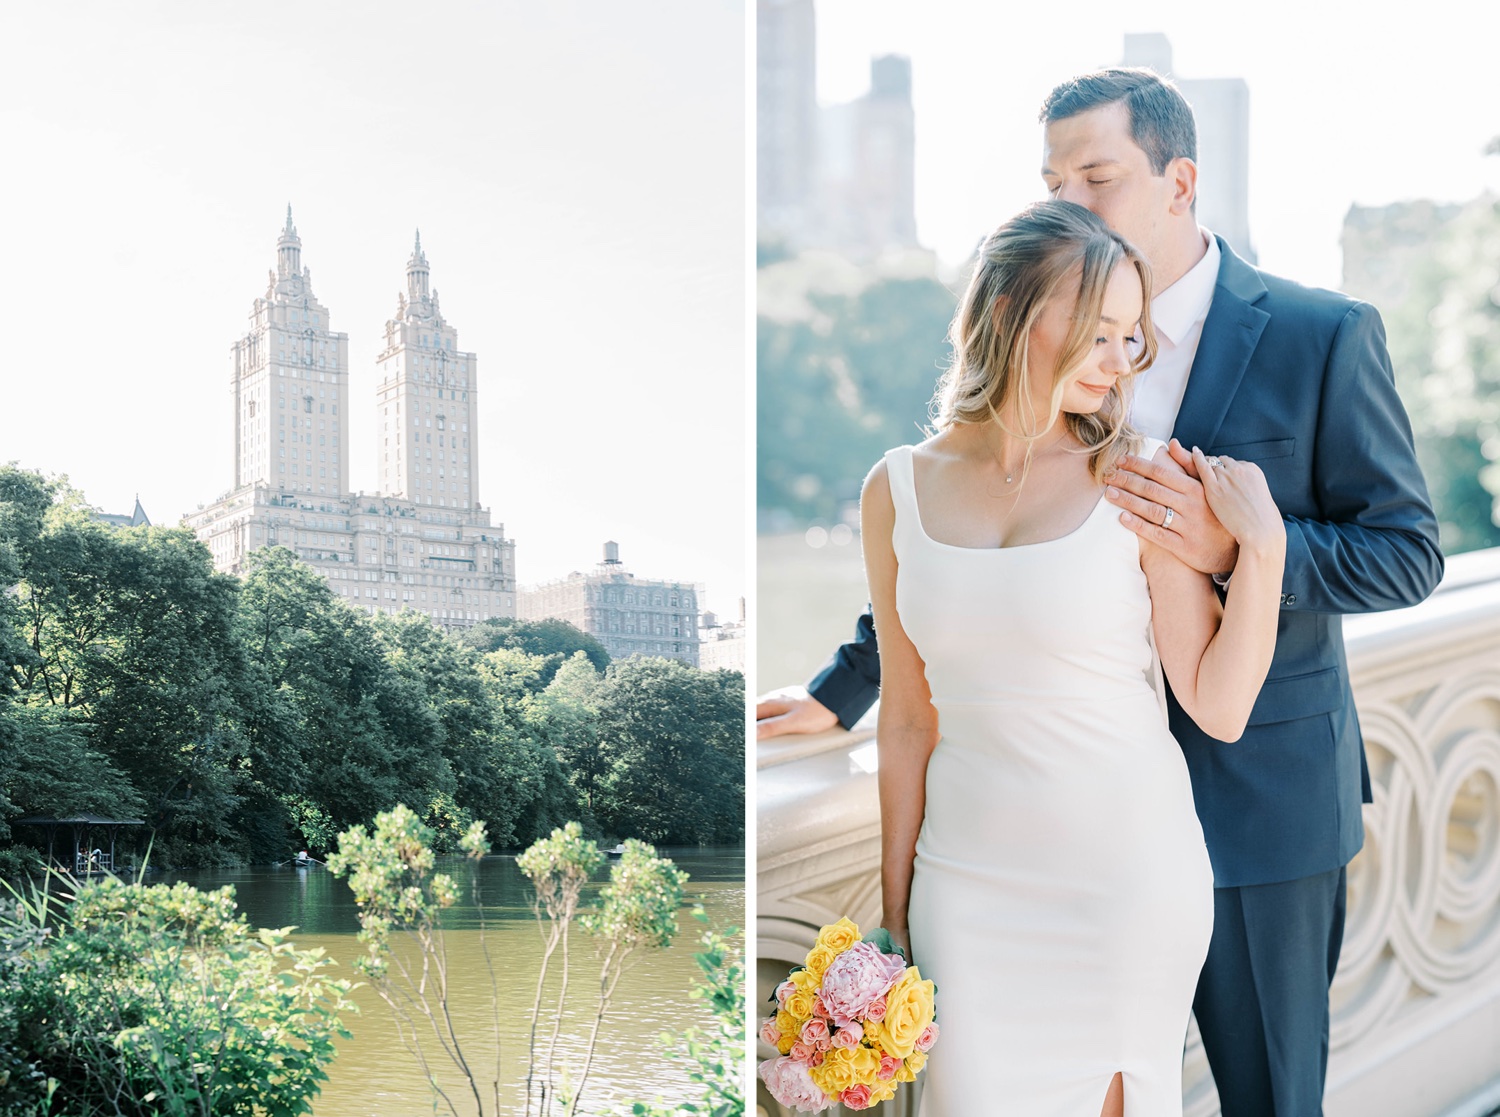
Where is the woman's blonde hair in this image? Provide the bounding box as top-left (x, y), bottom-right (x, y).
top-left (932, 199), bottom-right (1157, 480)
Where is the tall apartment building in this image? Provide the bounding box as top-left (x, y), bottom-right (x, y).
top-left (186, 212), bottom-right (517, 630)
top-left (520, 542), bottom-right (701, 667)
top-left (757, 0), bottom-right (919, 262)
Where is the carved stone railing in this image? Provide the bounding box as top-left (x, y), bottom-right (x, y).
top-left (756, 547), bottom-right (1500, 1117)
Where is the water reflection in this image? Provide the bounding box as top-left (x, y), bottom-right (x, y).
top-left (161, 847), bottom-right (744, 1116)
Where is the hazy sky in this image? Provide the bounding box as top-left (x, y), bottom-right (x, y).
top-left (812, 0), bottom-right (1500, 287)
top-left (0, 0), bottom-right (747, 614)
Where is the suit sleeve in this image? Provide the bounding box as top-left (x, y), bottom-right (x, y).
top-left (1281, 301), bottom-right (1444, 613)
top-left (805, 607), bottom-right (882, 729)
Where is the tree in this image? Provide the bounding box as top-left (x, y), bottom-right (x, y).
top-left (593, 659), bottom-right (744, 845)
top-left (459, 616), bottom-right (611, 684)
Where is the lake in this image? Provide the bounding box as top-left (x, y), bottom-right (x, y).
top-left (162, 846), bottom-right (743, 1116)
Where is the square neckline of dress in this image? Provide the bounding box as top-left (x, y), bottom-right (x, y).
top-left (901, 444), bottom-right (1109, 553)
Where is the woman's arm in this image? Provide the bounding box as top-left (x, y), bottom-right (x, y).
top-left (861, 460), bottom-right (940, 954)
top-left (1143, 448), bottom-right (1286, 743)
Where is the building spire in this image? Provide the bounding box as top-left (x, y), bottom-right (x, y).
top-left (406, 227), bottom-right (430, 302)
top-left (277, 204), bottom-right (302, 279)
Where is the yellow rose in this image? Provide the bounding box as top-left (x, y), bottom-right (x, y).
top-left (862, 1018), bottom-right (886, 1049)
top-left (870, 1078), bottom-right (899, 1104)
top-left (809, 1047), bottom-right (857, 1096)
top-left (785, 986), bottom-right (815, 1021)
top-left (881, 966), bottom-right (936, 1059)
top-left (804, 943), bottom-right (837, 980)
top-left (907, 1050), bottom-right (928, 1075)
top-left (775, 1010), bottom-right (798, 1037)
top-left (810, 1044), bottom-right (882, 1095)
top-left (790, 969), bottom-right (819, 995)
top-left (816, 916), bottom-right (861, 955)
top-left (777, 1031), bottom-right (796, 1055)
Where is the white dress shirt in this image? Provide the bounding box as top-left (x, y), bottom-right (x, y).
top-left (1131, 230), bottom-right (1220, 442)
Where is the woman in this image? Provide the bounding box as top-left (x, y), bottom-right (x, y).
top-left (862, 200), bottom-right (1285, 1116)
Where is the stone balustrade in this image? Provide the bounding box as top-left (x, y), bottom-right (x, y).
top-left (756, 548), bottom-right (1500, 1117)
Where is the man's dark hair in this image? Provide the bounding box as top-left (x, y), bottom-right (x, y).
top-left (1040, 68), bottom-right (1196, 174)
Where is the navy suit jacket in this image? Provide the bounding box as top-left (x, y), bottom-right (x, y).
top-left (808, 237), bottom-right (1444, 888)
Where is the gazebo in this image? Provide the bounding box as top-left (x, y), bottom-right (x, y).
top-left (14, 813), bottom-right (146, 875)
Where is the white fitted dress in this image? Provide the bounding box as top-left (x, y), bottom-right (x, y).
top-left (891, 441), bottom-right (1214, 1115)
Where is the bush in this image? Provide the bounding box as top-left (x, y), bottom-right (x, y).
top-left (0, 874), bottom-right (353, 1116)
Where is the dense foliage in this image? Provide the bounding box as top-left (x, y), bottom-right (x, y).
top-left (0, 874), bottom-right (352, 1116)
top-left (0, 467), bottom-right (744, 871)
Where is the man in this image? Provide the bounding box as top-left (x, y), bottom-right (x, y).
top-left (757, 68), bottom-right (1443, 1115)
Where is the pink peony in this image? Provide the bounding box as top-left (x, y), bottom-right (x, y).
top-left (758, 1055), bottom-right (834, 1113)
top-left (819, 941), bottom-right (907, 1028)
top-left (830, 1021), bottom-right (864, 1048)
top-left (841, 1084), bottom-right (875, 1110)
top-left (800, 1018), bottom-right (830, 1046)
top-left (759, 1017), bottom-right (783, 1047)
top-left (878, 1053), bottom-right (901, 1080)
top-left (916, 1021), bottom-right (940, 1052)
top-left (865, 994), bottom-right (888, 1022)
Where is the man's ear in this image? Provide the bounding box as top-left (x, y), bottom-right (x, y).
top-left (1166, 156), bottom-right (1198, 216)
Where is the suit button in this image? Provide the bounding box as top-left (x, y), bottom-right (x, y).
top-left (1282, 593), bottom-right (1297, 606)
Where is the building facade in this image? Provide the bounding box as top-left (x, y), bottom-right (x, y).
top-left (697, 599), bottom-right (747, 673)
top-left (519, 542), bottom-right (701, 667)
top-left (187, 212), bottom-right (517, 629)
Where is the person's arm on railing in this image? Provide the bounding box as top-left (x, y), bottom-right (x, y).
top-left (755, 609), bottom-right (882, 739)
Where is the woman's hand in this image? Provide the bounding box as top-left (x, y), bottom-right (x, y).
top-left (1192, 447), bottom-right (1285, 558)
top-left (885, 921), bottom-right (913, 963)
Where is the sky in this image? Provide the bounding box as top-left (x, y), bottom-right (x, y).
top-left (811, 0), bottom-right (1500, 287)
top-left (0, 0), bottom-right (747, 616)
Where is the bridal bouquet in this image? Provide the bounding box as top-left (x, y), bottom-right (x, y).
top-left (757, 918), bottom-right (938, 1112)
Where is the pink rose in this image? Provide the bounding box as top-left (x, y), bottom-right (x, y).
top-left (830, 1023), bottom-right (862, 1049)
top-left (776, 979), bottom-right (795, 1007)
top-left (916, 1021), bottom-right (940, 1052)
top-left (878, 1053), bottom-right (901, 1080)
top-left (841, 1084), bottom-right (875, 1110)
top-left (759, 1017), bottom-right (782, 1047)
top-left (819, 941), bottom-right (907, 1029)
top-left (812, 994), bottom-right (831, 1020)
top-left (865, 994), bottom-right (888, 1022)
top-left (758, 1055), bottom-right (834, 1112)
top-left (790, 1040), bottom-right (816, 1063)
top-left (800, 1018), bottom-right (830, 1046)
top-left (815, 1035), bottom-right (832, 1052)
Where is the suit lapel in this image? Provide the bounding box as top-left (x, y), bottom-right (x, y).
top-left (1171, 237), bottom-right (1271, 451)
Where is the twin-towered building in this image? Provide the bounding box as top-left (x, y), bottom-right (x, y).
top-left (186, 210), bottom-right (518, 629)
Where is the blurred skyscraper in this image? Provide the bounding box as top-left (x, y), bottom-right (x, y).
top-left (757, 0), bottom-right (920, 262)
top-left (757, 0), bottom-right (817, 249)
top-left (1123, 33), bottom-right (1257, 264)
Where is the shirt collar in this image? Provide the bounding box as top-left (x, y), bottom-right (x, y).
top-left (1150, 229), bottom-right (1219, 346)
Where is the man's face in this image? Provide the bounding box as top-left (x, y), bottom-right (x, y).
top-left (1041, 101), bottom-right (1176, 270)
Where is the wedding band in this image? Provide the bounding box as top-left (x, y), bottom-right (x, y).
top-left (1162, 507), bottom-right (1175, 529)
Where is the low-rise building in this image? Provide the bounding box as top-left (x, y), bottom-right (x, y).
top-left (520, 542), bottom-right (701, 667)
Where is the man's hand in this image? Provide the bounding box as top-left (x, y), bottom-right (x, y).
top-left (1105, 438), bottom-right (1239, 575)
top-left (756, 691), bottom-right (840, 740)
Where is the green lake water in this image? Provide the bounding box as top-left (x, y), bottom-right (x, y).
top-left (162, 846), bottom-right (744, 1116)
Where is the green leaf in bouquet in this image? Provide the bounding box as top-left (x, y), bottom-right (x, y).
top-left (862, 926), bottom-right (905, 961)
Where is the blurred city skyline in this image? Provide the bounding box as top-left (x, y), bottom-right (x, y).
top-left (0, 1), bottom-right (746, 612)
top-left (807, 0), bottom-right (1500, 287)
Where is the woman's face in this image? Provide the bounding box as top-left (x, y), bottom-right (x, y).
top-left (1027, 260), bottom-right (1144, 416)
